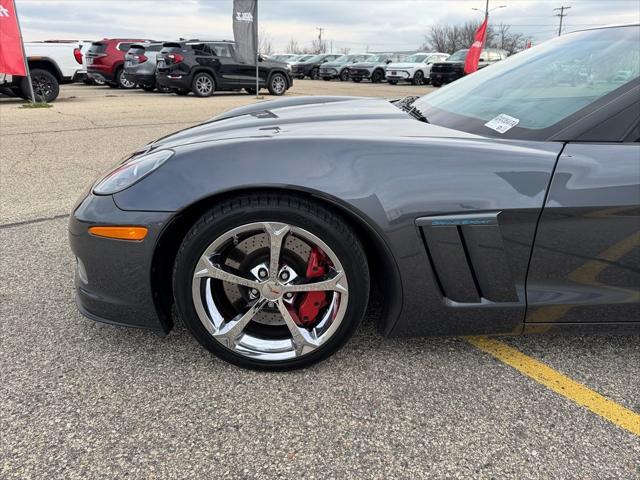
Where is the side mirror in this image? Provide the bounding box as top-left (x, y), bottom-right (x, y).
top-left (386, 59), bottom-right (392, 64)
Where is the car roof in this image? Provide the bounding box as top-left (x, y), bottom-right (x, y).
top-left (573, 22), bottom-right (639, 33)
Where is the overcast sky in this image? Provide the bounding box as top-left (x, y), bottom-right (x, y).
top-left (16, 0), bottom-right (640, 51)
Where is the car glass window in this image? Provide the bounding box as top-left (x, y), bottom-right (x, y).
top-left (414, 26), bottom-right (640, 132)
top-left (406, 54), bottom-right (428, 63)
top-left (211, 43), bottom-right (233, 57)
top-left (118, 43), bottom-right (133, 52)
top-left (88, 43), bottom-right (107, 55)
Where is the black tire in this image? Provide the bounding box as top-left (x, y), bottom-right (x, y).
top-left (411, 70), bottom-right (425, 86)
top-left (244, 87), bottom-right (257, 95)
top-left (192, 72), bottom-right (215, 97)
top-left (371, 69), bottom-right (384, 83)
top-left (309, 67), bottom-right (319, 80)
top-left (173, 194), bottom-right (370, 371)
top-left (116, 68), bottom-right (136, 89)
top-left (297, 75), bottom-right (305, 80)
top-left (387, 79), bottom-right (398, 85)
top-left (107, 82), bottom-right (119, 89)
top-left (174, 89), bottom-right (190, 96)
top-left (21, 69), bottom-right (59, 102)
top-left (268, 72), bottom-right (288, 96)
top-left (339, 69), bottom-right (350, 81)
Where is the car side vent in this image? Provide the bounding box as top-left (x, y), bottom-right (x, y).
top-left (417, 213), bottom-right (518, 304)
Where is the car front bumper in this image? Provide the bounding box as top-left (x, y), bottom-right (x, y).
top-left (385, 69), bottom-right (414, 81)
top-left (69, 193), bottom-right (173, 332)
top-left (349, 68), bottom-right (373, 80)
top-left (319, 68), bottom-right (339, 79)
top-left (429, 71), bottom-right (463, 83)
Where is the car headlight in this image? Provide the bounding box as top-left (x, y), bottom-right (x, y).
top-left (93, 149), bottom-right (173, 195)
top-left (285, 64), bottom-right (292, 71)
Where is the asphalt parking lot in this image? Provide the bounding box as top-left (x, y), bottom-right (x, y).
top-left (1, 80), bottom-right (639, 479)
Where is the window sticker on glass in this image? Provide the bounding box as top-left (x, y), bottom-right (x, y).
top-left (485, 114), bottom-right (520, 133)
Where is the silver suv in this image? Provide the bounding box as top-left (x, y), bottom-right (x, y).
top-left (319, 53), bottom-right (373, 81)
top-left (349, 53), bottom-right (408, 83)
top-left (124, 42), bottom-right (167, 92)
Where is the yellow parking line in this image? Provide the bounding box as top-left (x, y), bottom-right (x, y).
top-left (464, 336), bottom-right (640, 437)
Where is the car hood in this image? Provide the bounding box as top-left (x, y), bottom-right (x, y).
top-left (350, 63), bottom-right (380, 69)
top-left (320, 62), bottom-right (347, 69)
top-left (150, 96), bottom-right (480, 150)
top-left (386, 63), bottom-right (420, 69)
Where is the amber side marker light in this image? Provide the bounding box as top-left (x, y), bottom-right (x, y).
top-left (89, 226), bottom-right (148, 241)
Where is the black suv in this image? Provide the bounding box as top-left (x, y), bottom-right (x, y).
top-left (156, 40), bottom-right (293, 97)
top-left (429, 48), bottom-right (509, 86)
top-left (290, 53), bottom-right (343, 80)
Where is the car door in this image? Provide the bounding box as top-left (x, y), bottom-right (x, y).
top-left (526, 133), bottom-right (640, 325)
top-left (207, 42), bottom-right (245, 86)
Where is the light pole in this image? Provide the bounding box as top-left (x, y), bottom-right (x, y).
top-left (472, 3), bottom-right (507, 20)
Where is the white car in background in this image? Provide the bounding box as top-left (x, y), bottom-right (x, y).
top-left (0, 41), bottom-right (86, 102)
top-left (385, 52), bottom-right (450, 85)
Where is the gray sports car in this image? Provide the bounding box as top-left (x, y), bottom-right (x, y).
top-left (70, 24), bottom-right (640, 370)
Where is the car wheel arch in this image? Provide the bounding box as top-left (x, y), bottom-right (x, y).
top-left (266, 70), bottom-right (289, 89)
top-left (149, 186), bottom-right (403, 335)
top-left (191, 67), bottom-right (219, 85)
top-left (27, 58), bottom-right (63, 81)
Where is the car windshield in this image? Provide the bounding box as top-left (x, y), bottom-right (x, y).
top-left (405, 54), bottom-right (428, 63)
top-left (412, 26), bottom-right (640, 134)
top-left (305, 55), bottom-right (325, 63)
top-left (447, 50), bottom-right (468, 62)
top-left (368, 54), bottom-right (390, 63)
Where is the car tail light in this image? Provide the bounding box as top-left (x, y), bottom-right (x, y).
top-left (74, 48), bottom-right (83, 64)
top-left (167, 53), bottom-right (184, 64)
top-left (135, 54), bottom-right (148, 63)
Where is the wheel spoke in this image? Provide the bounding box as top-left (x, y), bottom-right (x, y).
top-left (213, 298), bottom-right (268, 348)
top-left (194, 256), bottom-right (260, 289)
top-left (264, 222), bottom-right (290, 280)
top-left (283, 271), bottom-right (348, 294)
top-left (276, 300), bottom-right (320, 356)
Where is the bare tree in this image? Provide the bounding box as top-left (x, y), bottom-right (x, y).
top-left (492, 23), bottom-right (526, 54)
top-left (311, 37), bottom-right (327, 54)
top-left (286, 38), bottom-right (299, 54)
top-left (339, 47), bottom-right (351, 54)
top-left (422, 21), bottom-right (525, 54)
top-left (258, 29), bottom-right (273, 55)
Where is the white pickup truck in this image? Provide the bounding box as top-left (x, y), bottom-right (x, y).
top-left (0, 41), bottom-right (87, 102)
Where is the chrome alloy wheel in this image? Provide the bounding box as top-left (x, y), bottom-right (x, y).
top-left (191, 222), bottom-right (349, 361)
top-left (271, 75), bottom-right (287, 94)
top-left (119, 70), bottom-right (136, 89)
top-left (195, 75), bottom-right (214, 95)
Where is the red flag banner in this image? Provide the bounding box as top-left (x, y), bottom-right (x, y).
top-left (464, 18), bottom-right (488, 75)
top-left (0, 0), bottom-right (27, 76)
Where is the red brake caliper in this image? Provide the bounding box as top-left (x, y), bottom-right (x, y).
top-left (296, 247), bottom-right (329, 327)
